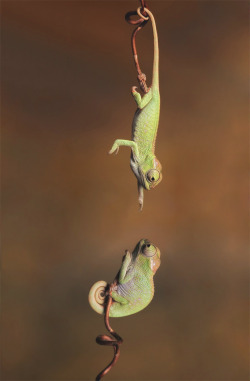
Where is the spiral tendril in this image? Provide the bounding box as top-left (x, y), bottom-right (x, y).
top-left (95, 281), bottom-right (123, 381)
top-left (125, 1), bottom-right (150, 93)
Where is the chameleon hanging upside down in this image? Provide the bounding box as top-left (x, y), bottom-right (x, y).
top-left (109, 7), bottom-right (162, 210)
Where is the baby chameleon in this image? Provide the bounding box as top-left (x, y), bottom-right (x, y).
top-left (88, 239), bottom-right (161, 317)
top-left (109, 7), bottom-right (162, 210)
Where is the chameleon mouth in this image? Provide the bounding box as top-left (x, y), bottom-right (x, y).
top-left (130, 157), bottom-right (150, 190)
top-left (137, 167), bottom-right (150, 190)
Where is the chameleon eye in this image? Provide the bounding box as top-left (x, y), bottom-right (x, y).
top-left (142, 243), bottom-right (157, 257)
top-left (147, 169), bottom-right (160, 183)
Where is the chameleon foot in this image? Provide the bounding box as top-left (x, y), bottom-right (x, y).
top-left (109, 143), bottom-right (119, 155)
top-left (109, 139), bottom-right (139, 159)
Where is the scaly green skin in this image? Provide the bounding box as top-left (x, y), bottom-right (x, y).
top-left (109, 239), bottom-right (161, 317)
top-left (109, 8), bottom-right (162, 210)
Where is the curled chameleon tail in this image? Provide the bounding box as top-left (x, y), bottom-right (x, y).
top-left (89, 239), bottom-right (161, 379)
top-left (88, 280), bottom-right (108, 315)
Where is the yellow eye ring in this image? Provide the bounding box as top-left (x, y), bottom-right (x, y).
top-left (146, 169), bottom-right (160, 183)
top-left (142, 243), bottom-right (156, 257)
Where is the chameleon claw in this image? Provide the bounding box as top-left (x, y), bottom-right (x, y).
top-left (109, 144), bottom-right (119, 155)
top-left (109, 278), bottom-right (120, 293)
top-left (138, 184), bottom-right (144, 211)
top-left (131, 86), bottom-right (138, 93)
top-left (138, 197), bottom-right (143, 211)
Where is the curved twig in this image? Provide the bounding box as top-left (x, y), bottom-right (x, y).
top-left (125, 1), bottom-right (150, 93)
top-left (95, 282), bottom-right (123, 381)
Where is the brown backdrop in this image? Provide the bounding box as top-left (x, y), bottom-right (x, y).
top-left (2, 1), bottom-right (249, 380)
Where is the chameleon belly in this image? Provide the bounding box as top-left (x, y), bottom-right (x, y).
top-left (109, 275), bottom-right (154, 318)
top-left (132, 94), bottom-right (160, 161)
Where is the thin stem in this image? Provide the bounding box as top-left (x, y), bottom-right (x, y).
top-left (125, 1), bottom-right (150, 93)
top-left (95, 282), bottom-right (123, 381)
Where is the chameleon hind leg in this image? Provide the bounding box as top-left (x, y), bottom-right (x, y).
top-left (109, 139), bottom-right (139, 159)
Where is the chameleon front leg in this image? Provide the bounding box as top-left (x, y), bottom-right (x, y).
top-left (111, 253), bottom-right (133, 302)
top-left (109, 139), bottom-right (139, 159)
top-left (110, 250), bottom-right (133, 305)
top-left (131, 86), bottom-right (152, 109)
top-left (118, 250), bottom-right (133, 284)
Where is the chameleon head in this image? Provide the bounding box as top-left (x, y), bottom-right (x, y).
top-left (135, 239), bottom-right (161, 274)
top-left (144, 157), bottom-right (163, 190)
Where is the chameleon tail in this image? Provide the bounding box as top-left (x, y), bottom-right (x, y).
top-left (138, 7), bottom-right (159, 91)
top-left (88, 280), bottom-right (108, 315)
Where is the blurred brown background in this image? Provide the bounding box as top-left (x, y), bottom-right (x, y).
top-left (2, 1), bottom-right (249, 380)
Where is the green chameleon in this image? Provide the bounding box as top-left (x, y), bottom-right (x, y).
top-left (88, 239), bottom-right (161, 317)
top-left (109, 7), bottom-right (162, 210)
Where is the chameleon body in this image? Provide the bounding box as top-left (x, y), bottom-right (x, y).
top-left (88, 239), bottom-right (161, 317)
top-left (109, 8), bottom-right (162, 210)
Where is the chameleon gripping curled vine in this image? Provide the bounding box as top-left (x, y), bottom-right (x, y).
top-left (109, 7), bottom-right (162, 210)
top-left (89, 2), bottom-right (163, 380)
top-left (89, 239), bottom-right (161, 379)
top-left (89, 239), bottom-right (161, 317)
